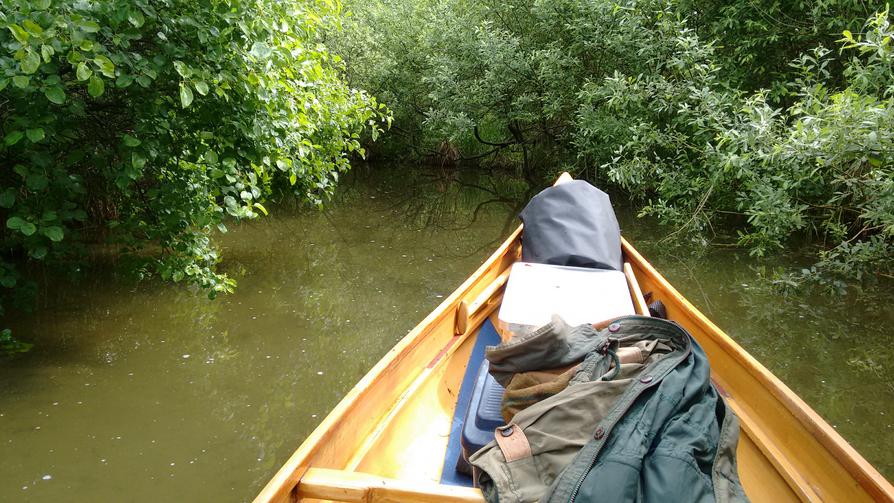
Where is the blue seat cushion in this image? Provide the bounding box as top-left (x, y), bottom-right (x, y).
top-left (440, 319), bottom-right (503, 486)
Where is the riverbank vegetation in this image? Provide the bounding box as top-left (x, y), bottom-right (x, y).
top-left (0, 0), bottom-right (388, 350)
top-left (2, 1), bottom-right (892, 352)
top-left (331, 0), bottom-right (894, 286)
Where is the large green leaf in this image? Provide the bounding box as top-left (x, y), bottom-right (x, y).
top-left (132, 152), bottom-right (147, 170)
top-left (77, 62), bottom-right (93, 81)
top-left (123, 134), bottom-right (141, 147)
top-left (174, 61), bottom-right (191, 78)
top-left (7, 24), bottom-right (29, 43)
top-left (128, 9), bottom-right (145, 28)
top-left (21, 51), bottom-right (41, 74)
top-left (26, 128), bottom-right (45, 143)
top-left (19, 222), bottom-right (37, 236)
top-left (6, 217), bottom-right (26, 230)
top-left (194, 80), bottom-right (209, 96)
top-left (44, 86), bottom-right (66, 104)
top-left (94, 55), bottom-right (115, 77)
top-left (7, 217), bottom-right (36, 236)
top-left (12, 75), bottom-right (30, 89)
top-left (75, 19), bottom-right (101, 33)
top-left (179, 82), bottom-right (194, 108)
top-left (40, 44), bottom-right (54, 62)
top-left (4, 131), bottom-right (24, 146)
top-left (87, 76), bottom-right (105, 97)
top-left (22, 19), bottom-right (43, 36)
top-left (41, 226), bottom-right (65, 242)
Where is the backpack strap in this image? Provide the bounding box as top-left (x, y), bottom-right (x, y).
top-left (495, 424), bottom-right (533, 462)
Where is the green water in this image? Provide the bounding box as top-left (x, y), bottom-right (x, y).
top-left (1, 166), bottom-right (891, 501)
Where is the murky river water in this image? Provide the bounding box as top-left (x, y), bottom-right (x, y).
top-left (1, 165), bottom-right (891, 501)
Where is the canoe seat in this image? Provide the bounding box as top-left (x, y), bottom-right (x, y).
top-left (458, 358), bottom-right (505, 481)
top-left (440, 319), bottom-right (503, 487)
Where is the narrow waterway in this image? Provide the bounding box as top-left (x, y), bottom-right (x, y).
top-left (1, 165), bottom-right (891, 501)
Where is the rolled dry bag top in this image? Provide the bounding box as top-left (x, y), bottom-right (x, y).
top-left (519, 180), bottom-right (622, 271)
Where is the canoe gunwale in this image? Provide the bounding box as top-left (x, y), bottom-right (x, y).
top-left (252, 225), bottom-right (522, 503)
top-left (622, 238), bottom-right (894, 502)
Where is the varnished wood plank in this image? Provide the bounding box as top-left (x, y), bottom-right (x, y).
top-left (298, 468), bottom-right (484, 502)
top-left (455, 268), bottom-right (511, 335)
top-left (623, 262), bottom-right (650, 316)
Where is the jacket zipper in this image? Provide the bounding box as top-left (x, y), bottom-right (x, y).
top-left (567, 343), bottom-right (692, 503)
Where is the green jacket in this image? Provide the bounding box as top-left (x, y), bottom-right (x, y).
top-left (469, 315), bottom-right (747, 503)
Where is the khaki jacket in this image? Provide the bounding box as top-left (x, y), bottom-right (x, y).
top-left (470, 315), bottom-right (748, 503)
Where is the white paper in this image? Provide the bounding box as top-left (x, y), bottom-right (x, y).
top-left (498, 262), bottom-right (635, 327)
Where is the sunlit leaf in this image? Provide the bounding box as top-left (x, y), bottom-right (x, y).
top-left (94, 55), bottom-right (116, 78)
top-left (174, 61), bottom-right (191, 78)
top-left (26, 128), bottom-right (45, 143)
top-left (179, 82), bottom-right (194, 108)
top-left (75, 19), bottom-right (101, 33)
top-left (40, 44), bottom-right (54, 62)
top-left (21, 51), bottom-right (40, 74)
top-left (128, 9), bottom-right (146, 28)
top-left (76, 62), bottom-right (93, 81)
top-left (8, 24), bottom-right (29, 43)
top-left (194, 80), bottom-right (209, 96)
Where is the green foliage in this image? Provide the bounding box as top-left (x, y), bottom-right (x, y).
top-left (336, 0), bottom-right (894, 285)
top-left (680, 0), bottom-right (874, 92)
top-left (1, 0), bottom-right (388, 352)
top-left (333, 0), bottom-right (621, 177)
top-left (599, 9), bottom-right (894, 282)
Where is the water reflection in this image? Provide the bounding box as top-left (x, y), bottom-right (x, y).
top-left (0, 165), bottom-right (890, 502)
top-left (0, 165), bottom-right (528, 502)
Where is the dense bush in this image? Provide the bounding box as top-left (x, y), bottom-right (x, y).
top-left (585, 9), bottom-right (894, 281)
top-left (333, 0), bottom-right (894, 284)
top-left (680, 0), bottom-right (874, 91)
top-left (1, 0), bottom-right (388, 350)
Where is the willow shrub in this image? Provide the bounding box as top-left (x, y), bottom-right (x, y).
top-left (581, 9), bottom-right (894, 282)
top-left (335, 0), bottom-right (893, 286)
top-left (0, 0), bottom-right (388, 350)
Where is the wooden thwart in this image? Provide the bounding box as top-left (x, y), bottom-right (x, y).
top-left (298, 468), bottom-right (485, 503)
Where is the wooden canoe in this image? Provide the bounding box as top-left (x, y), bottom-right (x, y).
top-left (255, 173), bottom-right (894, 503)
